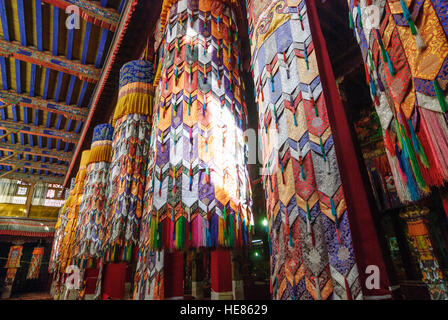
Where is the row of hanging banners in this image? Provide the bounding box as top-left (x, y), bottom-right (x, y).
top-left (49, 0), bottom-right (448, 300)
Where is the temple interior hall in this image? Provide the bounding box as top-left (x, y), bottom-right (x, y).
top-left (1, 0), bottom-right (448, 301)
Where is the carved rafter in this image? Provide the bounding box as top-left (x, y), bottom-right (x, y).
top-left (41, 0), bottom-right (120, 31)
top-left (0, 119), bottom-right (80, 144)
top-left (0, 89), bottom-right (88, 121)
top-left (0, 142), bottom-right (72, 162)
top-left (0, 40), bottom-right (101, 83)
top-left (0, 158), bottom-right (67, 175)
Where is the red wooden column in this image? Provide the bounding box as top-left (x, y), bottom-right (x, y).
top-left (306, 0), bottom-right (392, 299)
top-left (164, 251), bottom-right (184, 300)
top-left (101, 263), bottom-right (127, 300)
top-left (211, 249), bottom-right (233, 300)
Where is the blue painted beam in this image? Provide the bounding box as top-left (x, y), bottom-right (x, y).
top-left (75, 121), bottom-right (83, 133)
top-left (17, 0), bottom-right (27, 46)
top-left (54, 72), bottom-right (63, 102)
top-left (0, 0), bottom-right (9, 41)
top-left (77, 82), bottom-right (88, 107)
top-left (118, 0), bottom-right (126, 14)
top-left (65, 76), bottom-right (76, 105)
top-left (0, 57), bottom-right (7, 90)
top-left (15, 60), bottom-right (21, 93)
top-left (95, 29), bottom-right (109, 68)
top-left (35, 0), bottom-right (43, 51)
top-left (81, 23), bottom-right (92, 64)
top-left (52, 7), bottom-right (59, 56)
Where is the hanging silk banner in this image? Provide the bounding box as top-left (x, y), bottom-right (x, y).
top-left (247, 0), bottom-right (362, 300)
top-left (102, 60), bottom-right (155, 262)
top-left (348, 0), bottom-right (448, 202)
top-left (27, 247), bottom-right (45, 280)
top-left (72, 124), bottom-right (114, 263)
top-left (5, 245), bottom-right (23, 268)
top-left (134, 0), bottom-right (254, 300)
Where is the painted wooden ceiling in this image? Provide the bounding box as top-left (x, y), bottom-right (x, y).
top-left (0, 0), bottom-right (125, 185)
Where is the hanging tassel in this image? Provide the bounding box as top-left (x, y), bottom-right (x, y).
top-left (386, 52), bottom-right (395, 76)
top-left (348, 11), bottom-right (354, 30)
top-left (400, 0), bottom-right (426, 50)
top-left (433, 80), bottom-right (448, 113)
top-left (330, 197), bottom-right (341, 244)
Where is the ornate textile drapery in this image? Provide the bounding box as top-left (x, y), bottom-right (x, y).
top-left (348, 0), bottom-right (448, 202)
top-left (102, 60), bottom-right (155, 262)
top-left (72, 124), bottom-right (114, 263)
top-left (57, 150), bottom-right (90, 273)
top-left (134, 0), bottom-right (254, 300)
top-left (27, 247), bottom-right (45, 280)
top-left (5, 245), bottom-right (22, 268)
top-left (247, 0), bottom-right (362, 300)
top-left (400, 206), bottom-right (448, 300)
top-left (49, 182), bottom-right (74, 274)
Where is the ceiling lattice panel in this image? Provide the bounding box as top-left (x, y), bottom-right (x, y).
top-left (0, 0), bottom-right (125, 184)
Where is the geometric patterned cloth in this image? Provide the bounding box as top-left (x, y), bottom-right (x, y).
top-left (72, 124), bottom-right (114, 262)
top-left (348, 0), bottom-right (448, 202)
top-left (49, 184), bottom-right (75, 274)
top-left (137, 0), bottom-right (253, 252)
top-left (134, 0), bottom-right (254, 300)
top-left (102, 60), bottom-right (155, 262)
top-left (56, 150), bottom-right (90, 273)
top-left (247, 0), bottom-right (362, 300)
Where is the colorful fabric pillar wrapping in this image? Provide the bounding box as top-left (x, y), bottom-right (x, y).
top-left (57, 150), bottom-right (90, 274)
top-left (400, 206), bottom-right (448, 300)
top-left (348, 0), bottom-right (448, 203)
top-left (102, 60), bottom-right (155, 261)
top-left (134, 0), bottom-right (254, 300)
top-left (247, 0), bottom-right (362, 300)
top-left (72, 124), bottom-right (114, 263)
top-left (49, 182), bottom-right (74, 274)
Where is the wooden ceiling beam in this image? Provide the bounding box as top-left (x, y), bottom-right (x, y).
top-left (0, 89), bottom-right (88, 121)
top-left (0, 159), bottom-right (67, 175)
top-left (41, 0), bottom-right (120, 31)
top-left (0, 142), bottom-right (72, 162)
top-left (0, 40), bottom-right (101, 83)
top-left (0, 119), bottom-right (79, 144)
top-left (0, 171), bottom-right (64, 185)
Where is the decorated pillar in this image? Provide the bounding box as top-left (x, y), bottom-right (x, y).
top-left (347, 0), bottom-right (448, 202)
top-left (49, 180), bottom-right (74, 299)
top-left (56, 150), bottom-right (90, 300)
top-left (400, 206), bottom-right (448, 300)
top-left (211, 249), bottom-right (233, 300)
top-left (247, 0), bottom-right (363, 300)
top-left (102, 60), bottom-right (155, 261)
top-left (70, 123), bottom-right (114, 299)
top-left (134, 0), bottom-right (253, 300)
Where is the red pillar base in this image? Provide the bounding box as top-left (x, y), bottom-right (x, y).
top-left (101, 263), bottom-right (126, 300)
top-left (164, 251), bottom-right (184, 300)
top-left (211, 249), bottom-right (233, 300)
